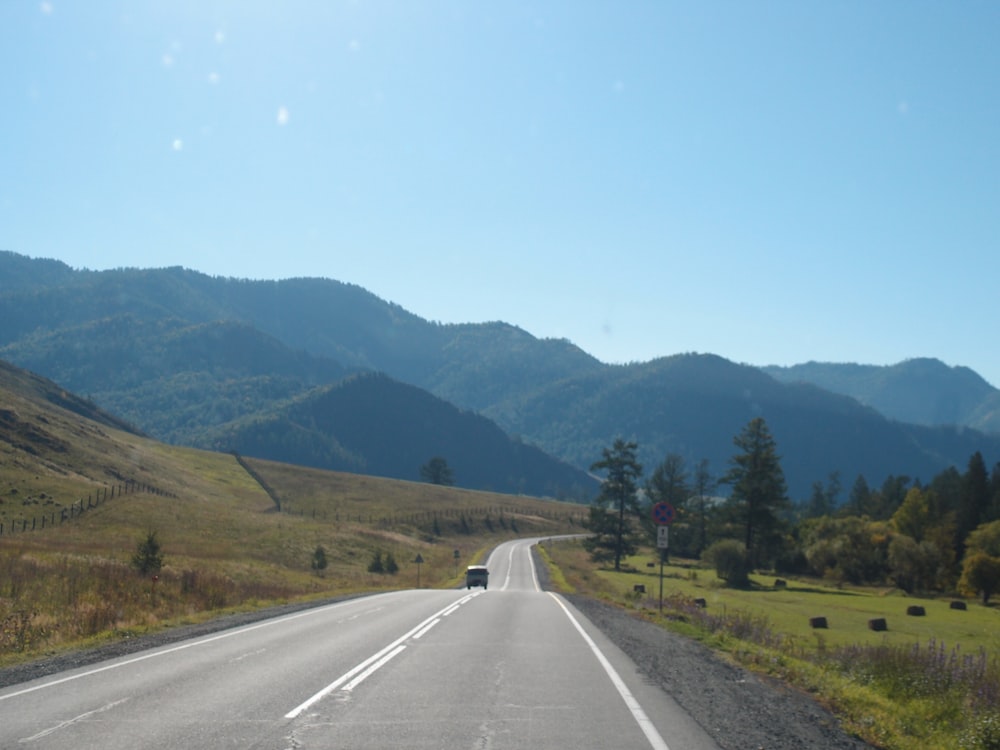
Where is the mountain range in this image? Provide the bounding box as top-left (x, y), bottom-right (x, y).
top-left (2, 249), bottom-right (998, 501)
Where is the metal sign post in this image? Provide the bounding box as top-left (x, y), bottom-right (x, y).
top-left (652, 502), bottom-right (675, 612)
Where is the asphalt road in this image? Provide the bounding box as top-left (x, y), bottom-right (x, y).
top-left (0, 539), bottom-right (720, 749)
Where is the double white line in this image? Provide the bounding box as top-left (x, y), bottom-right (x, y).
top-left (284, 592), bottom-right (481, 719)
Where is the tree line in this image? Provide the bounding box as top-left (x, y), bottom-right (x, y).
top-left (584, 417), bottom-right (1000, 601)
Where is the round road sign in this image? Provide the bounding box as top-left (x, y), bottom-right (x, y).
top-left (652, 501), bottom-right (675, 526)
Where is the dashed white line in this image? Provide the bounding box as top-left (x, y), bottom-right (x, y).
top-left (285, 593), bottom-right (482, 719)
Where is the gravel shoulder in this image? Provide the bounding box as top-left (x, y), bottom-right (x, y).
top-left (0, 556), bottom-right (873, 750)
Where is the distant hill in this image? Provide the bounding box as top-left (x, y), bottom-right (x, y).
top-left (763, 359), bottom-right (1000, 435)
top-left (200, 371), bottom-right (595, 498)
top-left (2, 250), bottom-right (999, 500)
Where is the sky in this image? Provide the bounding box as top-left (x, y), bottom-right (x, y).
top-left (3, 2), bottom-right (1000, 386)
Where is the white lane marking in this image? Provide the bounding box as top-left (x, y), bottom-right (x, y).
top-left (0, 592), bottom-right (401, 703)
top-left (20, 698), bottom-right (130, 742)
top-left (549, 594), bottom-right (671, 750)
top-left (501, 544), bottom-right (516, 590)
top-left (441, 605), bottom-right (460, 617)
top-left (285, 593), bottom-right (482, 719)
top-left (342, 645), bottom-right (406, 692)
top-left (412, 619), bottom-right (440, 639)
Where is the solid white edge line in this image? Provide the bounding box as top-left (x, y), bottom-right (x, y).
top-left (549, 593), bottom-right (671, 750)
top-left (527, 542), bottom-right (541, 592)
top-left (284, 594), bottom-right (480, 719)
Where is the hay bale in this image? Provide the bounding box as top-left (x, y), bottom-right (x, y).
top-left (774, 579), bottom-right (787, 588)
top-left (633, 584), bottom-right (646, 594)
top-left (694, 598), bottom-right (707, 608)
top-left (906, 605), bottom-right (926, 617)
top-left (809, 616), bottom-right (828, 629)
top-left (950, 600), bottom-right (967, 611)
top-left (868, 617), bottom-right (888, 632)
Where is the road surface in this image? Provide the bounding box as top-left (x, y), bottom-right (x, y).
top-left (0, 539), bottom-right (720, 749)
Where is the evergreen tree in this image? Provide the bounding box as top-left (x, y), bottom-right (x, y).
top-left (420, 456), bottom-right (454, 486)
top-left (958, 451), bottom-right (990, 553)
top-left (384, 552), bottom-right (399, 574)
top-left (988, 462), bottom-right (1000, 523)
top-left (587, 438), bottom-right (643, 571)
top-left (132, 530), bottom-right (164, 575)
top-left (806, 472), bottom-right (841, 518)
top-left (691, 458), bottom-right (715, 557)
top-left (722, 417), bottom-right (788, 570)
top-left (311, 545), bottom-right (328, 575)
top-left (845, 474), bottom-right (872, 517)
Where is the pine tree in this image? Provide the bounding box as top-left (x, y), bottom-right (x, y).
top-left (958, 452), bottom-right (990, 553)
top-left (132, 530), bottom-right (164, 575)
top-left (722, 417), bottom-right (788, 570)
top-left (588, 438), bottom-right (643, 571)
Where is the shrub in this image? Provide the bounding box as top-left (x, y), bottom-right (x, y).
top-left (311, 546), bottom-right (328, 575)
top-left (131, 531), bottom-right (164, 575)
top-left (703, 539), bottom-right (749, 586)
top-left (384, 552), bottom-right (399, 574)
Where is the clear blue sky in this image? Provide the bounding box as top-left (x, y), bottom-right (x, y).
top-left (4, 2), bottom-right (999, 386)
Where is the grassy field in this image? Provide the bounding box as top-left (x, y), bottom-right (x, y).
top-left (540, 538), bottom-right (1000, 750)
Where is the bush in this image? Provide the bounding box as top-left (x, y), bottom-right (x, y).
top-left (131, 531), bottom-right (164, 575)
top-left (703, 539), bottom-right (749, 586)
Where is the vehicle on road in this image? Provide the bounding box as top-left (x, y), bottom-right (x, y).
top-left (465, 565), bottom-right (489, 589)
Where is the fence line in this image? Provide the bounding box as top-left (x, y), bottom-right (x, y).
top-left (0, 480), bottom-right (175, 537)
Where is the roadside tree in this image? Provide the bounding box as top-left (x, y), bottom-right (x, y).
top-left (587, 438), bottom-right (643, 571)
top-left (722, 417), bottom-right (788, 570)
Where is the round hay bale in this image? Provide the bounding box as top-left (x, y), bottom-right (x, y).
top-left (868, 617), bottom-right (888, 632)
top-left (950, 600), bottom-right (967, 611)
top-left (906, 605), bottom-right (926, 617)
top-left (809, 616), bottom-right (828, 629)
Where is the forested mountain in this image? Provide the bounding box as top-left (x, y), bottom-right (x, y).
top-left (200, 372), bottom-right (594, 498)
top-left (2, 250), bottom-right (999, 501)
top-left (763, 360), bottom-right (1000, 435)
